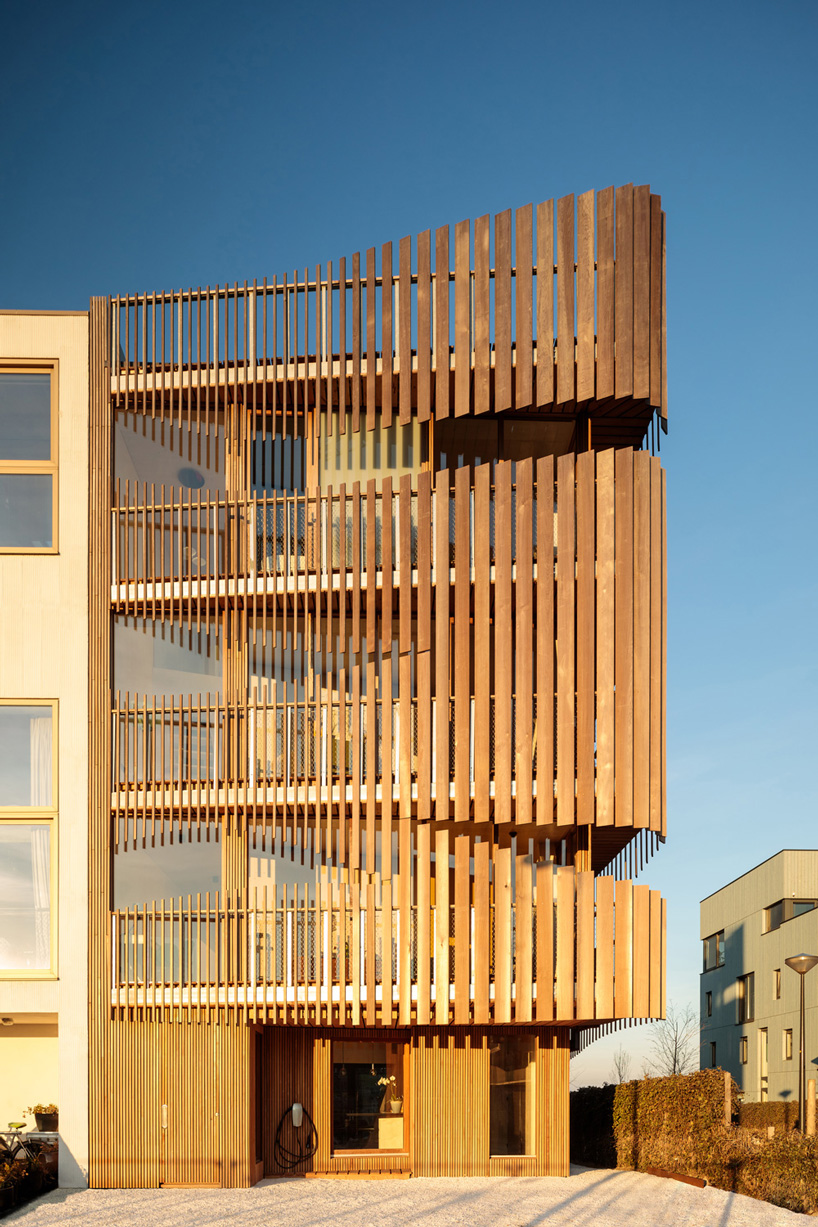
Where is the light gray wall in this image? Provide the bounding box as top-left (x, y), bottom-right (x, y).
top-left (700, 850), bottom-right (818, 1102)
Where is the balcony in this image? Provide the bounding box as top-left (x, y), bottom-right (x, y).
top-left (110, 868), bottom-right (665, 1027)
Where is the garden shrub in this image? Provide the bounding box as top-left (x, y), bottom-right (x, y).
top-left (737, 1100), bottom-right (798, 1133)
top-left (0, 1144), bottom-right (57, 1219)
top-left (611, 1069), bottom-right (818, 1215)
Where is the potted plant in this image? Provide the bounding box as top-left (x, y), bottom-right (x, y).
top-left (27, 1104), bottom-right (58, 1132)
top-left (377, 1075), bottom-right (403, 1114)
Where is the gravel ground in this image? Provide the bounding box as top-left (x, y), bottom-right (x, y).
top-left (6, 1167), bottom-right (804, 1226)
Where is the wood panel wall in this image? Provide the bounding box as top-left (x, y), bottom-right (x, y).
top-left (261, 1025), bottom-right (569, 1178)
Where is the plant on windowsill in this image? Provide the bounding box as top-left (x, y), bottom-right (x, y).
top-left (27, 1104), bottom-right (58, 1133)
top-left (377, 1075), bottom-right (403, 1114)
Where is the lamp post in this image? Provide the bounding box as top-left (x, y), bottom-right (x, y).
top-left (785, 954), bottom-right (818, 1131)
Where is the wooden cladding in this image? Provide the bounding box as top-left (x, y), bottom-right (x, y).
top-left (109, 868), bottom-right (665, 1028)
top-left (110, 185), bottom-right (666, 424)
top-left (110, 450), bottom-right (666, 837)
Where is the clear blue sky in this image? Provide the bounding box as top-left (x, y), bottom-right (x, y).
top-left (3, 0), bottom-right (816, 1082)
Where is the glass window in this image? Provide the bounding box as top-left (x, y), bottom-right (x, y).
top-left (784, 1029), bottom-right (793, 1060)
top-left (793, 900), bottom-right (817, 919)
top-left (706, 991), bottom-right (712, 1018)
top-left (737, 973), bottom-right (755, 1024)
top-left (0, 705), bottom-right (54, 808)
top-left (710, 1042), bottom-right (717, 1069)
top-left (773, 968), bottom-right (781, 999)
top-left (490, 1036), bottom-right (535, 1157)
top-left (0, 367), bottom-right (57, 552)
top-left (332, 1040), bottom-right (406, 1152)
top-left (0, 823), bottom-right (53, 970)
top-left (740, 1036), bottom-right (748, 1064)
top-left (113, 819), bottom-right (221, 909)
top-left (765, 901), bottom-right (785, 932)
top-left (703, 931), bottom-right (725, 971)
top-left (0, 702), bottom-right (57, 978)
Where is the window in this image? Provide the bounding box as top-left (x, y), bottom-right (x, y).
top-left (490, 1036), bottom-right (535, 1156)
top-left (740, 1036), bottom-right (748, 1064)
top-left (331, 1041), bottom-right (406, 1153)
top-left (765, 899), bottom-right (818, 932)
top-left (710, 1042), bottom-right (717, 1069)
top-left (703, 931), bottom-right (725, 971)
top-left (784, 1029), bottom-right (793, 1061)
top-left (773, 968), bottom-right (781, 999)
top-left (0, 702), bottom-right (57, 977)
top-left (737, 973), bottom-right (755, 1024)
top-left (0, 366), bottom-right (58, 552)
top-left (706, 991), bottom-right (712, 1018)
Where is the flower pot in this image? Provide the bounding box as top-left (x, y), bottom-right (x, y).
top-left (390, 1099), bottom-right (403, 1114)
top-left (34, 1113), bottom-right (58, 1132)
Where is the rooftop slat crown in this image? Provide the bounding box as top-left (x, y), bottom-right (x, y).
top-left (111, 184), bottom-right (666, 425)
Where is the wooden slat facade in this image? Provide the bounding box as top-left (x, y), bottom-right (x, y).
top-left (89, 186), bottom-right (669, 1189)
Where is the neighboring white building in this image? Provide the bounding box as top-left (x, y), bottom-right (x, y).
top-left (0, 311), bottom-right (90, 1186)
top-left (700, 851), bottom-right (818, 1102)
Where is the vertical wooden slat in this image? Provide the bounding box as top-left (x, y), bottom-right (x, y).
top-left (434, 473), bottom-right (450, 822)
top-left (633, 450), bottom-right (651, 828)
top-left (366, 247), bottom-right (376, 430)
top-left (615, 183), bottom-right (634, 398)
top-left (454, 834), bottom-right (470, 1024)
top-left (649, 457), bottom-right (661, 831)
top-left (596, 187), bottom-right (615, 402)
top-left (473, 214), bottom-right (490, 417)
top-left (431, 824), bottom-right (451, 1025)
top-left (575, 450), bottom-right (595, 825)
top-left (454, 466), bottom-right (470, 823)
top-left (417, 472), bottom-right (433, 829)
top-left (535, 455), bottom-right (555, 825)
top-left (649, 888), bottom-right (662, 1018)
top-left (494, 209), bottom-right (512, 413)
top-left (614, 879), bottom-right (633, 1018)
top-left (554, 866), bottom-right (574, 1021)
top-left (575, 871), bottom-right (595, 1020)
top-left (352, 252), bottom-right (362, 432)
top-left (632, 883), bottom-right (650, 1018)
top-left (416, 822), bottom-right (431, 1025)
top-left (473, 839), bottom-right (490, 1024)
top-left (417, 230), bottom-right (431, 423)
top-left (576, 189), bottom-right (595, 403)
top-left (494, 841), bottom-right (512, 1023)
top-left (515, 458), bottom-right (533, 826)
top-left (515, 203), bottom-right (533, 410)
top-left (633, 185), bottom-right (651, 401)
top-left (595, 875), bottom-right (614, 1019)
top-left (515, 847), bottom-right (532, 1022)
top-left (454, 219), bottom-right (471, 417)
top-left (473, 464), bottom-right (490, 817)
top-left (434, 225), bottom-right (450, 419)
top-left (614, 448), bottom-right (634, 827)
top-left (399, 235), bottom-right (412, 426)
top-left (381, 243), bottom-right (393, 429)
top-left (556, 194), bottom-right (575, 406)
top-left (596, 449), bottom-right (615, 825)
top-left (494, 462), bottom-right (512, 824)
top-left (535, 199), bottom-right (554, 409)
top-left (555, 453), bottom-right (575, 827)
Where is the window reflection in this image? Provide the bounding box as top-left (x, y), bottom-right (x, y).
top-left (490, 1036), bottom-right (535, 1156)
top-left (0, 474), bottom-right (53, 548)
top-left (0, 374), bottom-right (51, 461)
top-left (0, 706), bottom-right (53, 808)
top-left (0, 824), bottom-right (51, 970)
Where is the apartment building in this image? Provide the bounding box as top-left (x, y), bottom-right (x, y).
top-left (701, 851), bottom-right (818, 1101)
top-left (1, 182), bottom-right (669, 1188)
top-left (0, 310), bottom-right (90, 1186)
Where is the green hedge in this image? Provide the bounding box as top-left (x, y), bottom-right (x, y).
top-left (738, 1100), bottom-right (799, 1133)
top-left (569, 1084), bottom-right (616, 1168)
top-left (612, 1069), bottom-right (818, 1216)
top-left (0, 1146), bottom-right (57, 1219)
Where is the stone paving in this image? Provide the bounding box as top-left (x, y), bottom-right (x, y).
top-left (7, 1167), bottom-right (803, 1226)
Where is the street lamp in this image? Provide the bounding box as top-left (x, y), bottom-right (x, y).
top-left (785, 954), bottom-right (818, 1131)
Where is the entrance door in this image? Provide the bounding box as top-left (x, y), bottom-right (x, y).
top-left (161, 1025), bottom-right (220, 1186)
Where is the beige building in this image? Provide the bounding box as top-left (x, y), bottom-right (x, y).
top-left (700, 851), bottom-right (818, 1102)
top-left (0, 311), bottom-right (90, 1186)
